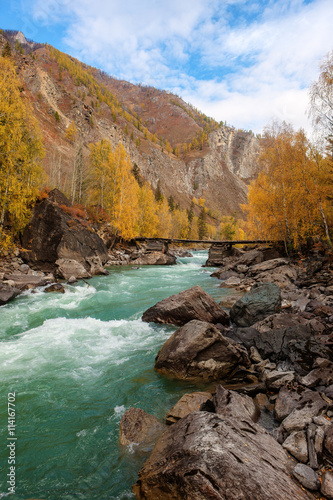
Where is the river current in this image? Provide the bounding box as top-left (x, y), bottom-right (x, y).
top-left (0, 251), bottom-right (230, 499)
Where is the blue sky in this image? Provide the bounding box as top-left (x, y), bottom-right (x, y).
top-left (3, 0), bottom-right (333, 133)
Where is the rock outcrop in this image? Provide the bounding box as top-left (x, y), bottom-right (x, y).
top-left (154, 320), bottom-right (250, 381)
top-left (21, 190), bottom-right (109, 278)
top-left (142, 285), bottom-right (229, 326)
top-left (133, 411), bottom-right (313, 500)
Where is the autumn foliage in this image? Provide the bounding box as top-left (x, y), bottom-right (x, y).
top-left (0, 56), bottom-right (44, 250)
top-left (243, 122), bottom-right (332, 250)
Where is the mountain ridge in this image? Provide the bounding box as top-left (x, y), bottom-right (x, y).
top-left (0, 29), bottom-right (260, 216)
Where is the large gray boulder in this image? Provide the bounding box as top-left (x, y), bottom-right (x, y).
top-left (133, 411), bottom-right (313, 500)
top-left (142, 285), bottom-right (229, 326)
top-left (155, 320), bottom-right (250, 381)
top-left (230, 282), bottom-right (281, 327)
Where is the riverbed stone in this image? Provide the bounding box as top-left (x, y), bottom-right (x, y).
top-left (154, 320), bottom-right (250, 381)
top-left (142, 285), bottom-right (229, 326)
top-left (119, 407), bottom-right (165, 447)
top-left (133, 411), bottom-right (313, 500)
top-left (165, 392), bottom-right (213, 424)
top-left (230, 282), bottom-right (281, 327)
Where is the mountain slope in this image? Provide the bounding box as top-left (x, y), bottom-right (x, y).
top-left (0, 30), bottom-right (260, 216)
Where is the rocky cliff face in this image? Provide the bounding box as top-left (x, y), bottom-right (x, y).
top-left (0, 31), bottom-right (261, 216)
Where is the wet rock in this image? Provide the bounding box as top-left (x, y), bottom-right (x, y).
top-left (119, 407), bottom-right (165, 448)
top-left (67, 276), bottom-right (78, 284)
top-left (283, 430), bottom-right (308, 462)
top-left (44, 283), bottom-right (65, 293)
top-left (166, 392), bottom-right (213, 424)
top-left (0, 283), bottom-right (20, 305)
top-left (142, 285), bottom-right (229, 326)
top-left (154, 320), bottom-right (250, 381)
top-left (292, 464), bottom-right (320, 491)
top-left (230, 283), bottom-right (281, 327)
top-left (213, 385), bottom-right (259, 422)
top-left (321, 470), bottom-right (333, 499)
top-left (275, 386), bottom-right (324, 422)
top-left (133, 411), bottom-right (313, 500)
top-left (55, 259), bottom-right (92, 280)
top-left (255, 265), bottom-right (298, 289)
top-left (86, 256), bottom-right (109, 275)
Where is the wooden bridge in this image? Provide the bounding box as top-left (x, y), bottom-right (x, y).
top-left (134, 237), bottom-right (275, 247)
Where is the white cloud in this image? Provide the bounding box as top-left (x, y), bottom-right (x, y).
top-left (29, 0), bottom-right (333, 133)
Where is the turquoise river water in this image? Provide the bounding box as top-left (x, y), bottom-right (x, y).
top-left (0, 251), bottom-right (231, 500)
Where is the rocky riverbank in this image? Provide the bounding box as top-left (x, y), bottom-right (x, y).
top-left (119, 243), bottom-right (333, 499)
top-left (0, 189), bottom-right (181, 305)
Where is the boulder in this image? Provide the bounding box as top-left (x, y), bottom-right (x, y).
top-left (275, 386), bottom-right (324, 422)
top-left (130, 251), bottom-right (176, 266)
top-left (21, 191), bottom-right (109, 274)
top-left (282, 431), bottom-right (308, 462)
top-left (219, 276), bottom-right (241, 288)
top-left (166, 392), bottom-right (213, 424)
top-left (281, 400), bottom-right (328, 434)
top-left (213, 385), bottom-right (259, 422)
top-left (0, 283), bottom-right (20, 305)
top-left (248, 258), bottom-right (290, 275)
top-left (300, 367), bottom-right (333, 388)
top-left (119, 407), bottom-right (165, 448)
top-left (292, 464), bottom-right (320, 491)
top-left (133, 411), bottom-right (313, 500)
top-left (230, 283), bottom-right (281, 327)
top-left (265, 370), bottom-right (295, 390)
top-left (3, 273), bottom-right (50, 291)
top-left (154, 320), bottom-right (250, 381)
top-left (55, 259), bottom-right (92, 280)
top-left (142, 285), bottom-right (229, 326)
top-left (226, 325), bottom-right (312, 367)
top-left (44, 283), bottom-right (66, 293)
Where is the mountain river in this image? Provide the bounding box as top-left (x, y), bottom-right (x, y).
top-left (0, 251), bottom-right (232, 499)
